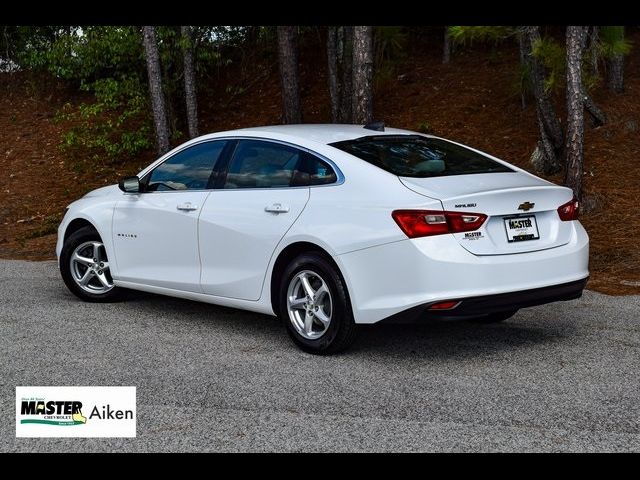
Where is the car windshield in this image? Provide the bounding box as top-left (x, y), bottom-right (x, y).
top-left (330, 135), bottom-right (514, 178)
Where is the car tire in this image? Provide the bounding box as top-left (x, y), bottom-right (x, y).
top-left (279, 252), bottom-right (358, 354)
top-left (471, 309), bottom-right (518, 324)
top-left (60, 225), bottom-right (125, 303)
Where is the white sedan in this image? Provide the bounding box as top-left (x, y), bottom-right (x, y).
top-left (57, 124), bottom-right (589, 354)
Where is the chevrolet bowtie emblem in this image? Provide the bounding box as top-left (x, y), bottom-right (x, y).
top-left (518, 201), bottom-right (535, 212)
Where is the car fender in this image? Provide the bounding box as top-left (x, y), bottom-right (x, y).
top-left (57, 194), bottom-right (119, 276)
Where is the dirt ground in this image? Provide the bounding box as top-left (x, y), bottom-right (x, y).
top-left (1, 36), bottom-right (639, 295)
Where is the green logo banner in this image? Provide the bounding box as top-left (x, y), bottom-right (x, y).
top-left (20, 419), bottom-right (84, 426)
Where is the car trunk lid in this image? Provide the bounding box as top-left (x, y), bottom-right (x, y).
top-left (400, 172), bottom-right (575, 255)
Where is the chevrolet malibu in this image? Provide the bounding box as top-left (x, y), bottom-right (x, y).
top-left (57, 124), bottom-right (589, 354)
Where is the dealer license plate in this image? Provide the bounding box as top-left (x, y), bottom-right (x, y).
top-left (504, 216), bottom-right (540, 242)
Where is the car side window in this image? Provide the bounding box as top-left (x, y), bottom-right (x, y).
top-left (298, 152), bottom-right (338, 186)
top-left (223, 140), bottom-right (303, 189)
top-left (146, 141), bottom-right (227, 191)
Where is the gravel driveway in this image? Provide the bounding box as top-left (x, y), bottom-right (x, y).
top-left (1, 260), bottom-right (639, 452)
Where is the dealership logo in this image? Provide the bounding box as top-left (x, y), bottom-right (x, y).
top-left (16, 386), bottom-right (136, 438)
top-left (20, 399), bottom-right (87, 426)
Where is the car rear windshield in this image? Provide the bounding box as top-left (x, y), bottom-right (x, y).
top-left (330, 135), bottom-right (514, 178)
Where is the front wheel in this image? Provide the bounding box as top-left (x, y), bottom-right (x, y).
top-left (279, 252), bottom-right (358, 354)
top-left (60, 226), bottom-right (124, 302)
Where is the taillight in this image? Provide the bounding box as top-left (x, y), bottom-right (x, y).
top-left (557, 197), bottom-right (579, 221)
top-left (392, 210), bottom-right (487, 238)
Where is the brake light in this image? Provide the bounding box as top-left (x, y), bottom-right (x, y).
top-left (557, 197), bottom-right (579, 221)
top-left (392, 210), bottom-right (487, 238)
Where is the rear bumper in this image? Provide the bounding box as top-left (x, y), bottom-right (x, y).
top-left (381, 278), bottom-right (588, 323)
top-left (336, 221), bottom-right (589, 324)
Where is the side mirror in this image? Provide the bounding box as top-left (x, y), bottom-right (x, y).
top-left (118, 176), bottom-right (141, 193)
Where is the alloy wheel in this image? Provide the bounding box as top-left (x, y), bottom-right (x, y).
top-left (69, 241), bottom-right (114, 294)
top-left (286, 270), bottom-right (333, 340)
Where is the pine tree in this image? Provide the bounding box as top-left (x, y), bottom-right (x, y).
top-left (443, 27), bottom-right (451, 64)
top-left (277, 26), bottom-right (302, 124)
top-left (181, 25), bottom-right (199, 138)
top-left (142, 26), bottom-right (170, 155)
top-left (352, 26), bottom-right (374, 125)
top-left (601, 26), bottom-right (630, 93)
top-left (327, 26), bottom-right (341, 123)
top-left (564, 26), bottom-right (589, 200)
top-left (327, 26), bottom-right (355, 123)
top-left (525, 26), bottom-right (564, 175)
top-left (339, 26), bottom-right (354, 123)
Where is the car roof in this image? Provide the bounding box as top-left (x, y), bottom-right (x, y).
top-left (218, 124), bottom-right (420, 145)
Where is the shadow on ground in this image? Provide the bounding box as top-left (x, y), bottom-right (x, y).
top-left (119, 288), bottom-right (566, 359)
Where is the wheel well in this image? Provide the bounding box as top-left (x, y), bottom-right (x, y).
top-left (270, 242), bottom-right (341, 315)
top-left (63, 218), bottom-right (97, 243)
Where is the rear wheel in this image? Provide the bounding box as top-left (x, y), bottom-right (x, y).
top-left (60, 226), bottom-right (124, 302)
top-left (279, 252), bottom-right (358, 354)
top-left (471, 309), bottom-right (518, 324)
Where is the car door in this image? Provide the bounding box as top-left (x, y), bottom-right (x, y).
top-left (112, 140), bottom-right (229, 292)
top-left (198, 139), bottom-right (313, 300)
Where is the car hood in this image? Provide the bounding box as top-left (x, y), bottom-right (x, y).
top-left (82, 184), bottom-right (120, 198)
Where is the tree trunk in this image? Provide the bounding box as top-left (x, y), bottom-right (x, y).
top-left (564, 26), bottom-right (588, 200)
top-left (246, 26), bottom-right (260, 48)
top-left (327, 26), bottom-right (340, 123)
top-left (606, 26), bottom-right (625, 93)
top-left (588, 26), bottom-right (599, 77)
top-left (277, 26), bottom-right (302, 124)
top-left (607, 54), bottom-right (624, 93)
top-left (525, 26), bottom-right (563, 174)
top-left (442, 27), bottom-right (451, 64)
top-left (518, 29), bottom-right (528, 109)
top-left (142, 26), bottom-right (170, 155)
top-left (352, 25), bottom-right (374, 125)
top-left (338, 26), bottom-right (353, 123)
top-left (582, 87), bottom-right (606, 126)
top-left (181, 25), bottom-right (199, 138)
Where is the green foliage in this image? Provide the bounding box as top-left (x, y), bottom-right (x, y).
top-left (599, 26), bottom-right (632, 58)
top-left (373, 26), bottom-right (407, 88)
top-left (255, 26), bottom-right (277, 48)
top-left (374, 26), bottom-right (407, 64)
top-left (1, 26), bottom-right (65, 66)
top-left (209, 26), bottom-right (254, 47)
top-left (531, 36), bottom-right (565, 92)
top-left (582, 61), bottom-right (600, 92)
top-left (16, 26), bottom-right (152, 162)
top-left (18, 26), bottom-right (144, 81)
top-left (57, 75), bottom-right (152, 162)
top-left (3, 25), bottom-right (249, 164)
top-left (448, 26), bottom-right (516, 45)
top-left (192, 28), bottom-right (224, 71)
top-left (225, 84), bottom-right (245, 96)
top-left (374, 62), bottom-right (397, 89)
top-left (416, 122), bottom-right (432, 134)
top-left (513, 61), bottom-right (533, 100)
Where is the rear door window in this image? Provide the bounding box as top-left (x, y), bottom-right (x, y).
top-left (292, 152), bottom-right (338, 186)
top-left (223, 140), bottom-right (302, 189)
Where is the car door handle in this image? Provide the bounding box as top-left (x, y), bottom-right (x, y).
top-left (177, 202), bottom-right (198, 211)
top-left (265, 203), bottom-right (290, 214)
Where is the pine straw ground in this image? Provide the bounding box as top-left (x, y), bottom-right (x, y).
top-left (1, 36), bottom-right (639, 295)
